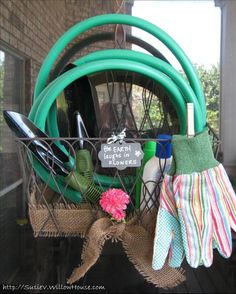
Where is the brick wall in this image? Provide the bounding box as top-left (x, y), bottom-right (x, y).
top-left (0, 1), bottom-right (132, 282)
top-left (0, 0), bottom-right (133, 111)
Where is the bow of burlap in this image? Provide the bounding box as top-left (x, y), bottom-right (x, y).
top-left (67, 212), bottom-right (185, 289)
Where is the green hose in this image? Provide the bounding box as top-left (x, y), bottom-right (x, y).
top-left (30, 50), bottom-right (205, 141)
top-left (32, 60), bottom-right (188, 133)
top-left (33, 14), bottom-right (206, 118)
top-left (72, 49), bottom-right (205, 128)
top-left (30, 14), bottom-right (206, 204)
top-left (30, 59), bottom-right (194, 202)
top-left (33, 49), bottom-right (205, 136)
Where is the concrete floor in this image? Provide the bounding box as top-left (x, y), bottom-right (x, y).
top-left (10, 226), bottom-right (236, 294)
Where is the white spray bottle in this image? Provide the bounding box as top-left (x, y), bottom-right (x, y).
top-left (140, 134), bottom-right (172, 212)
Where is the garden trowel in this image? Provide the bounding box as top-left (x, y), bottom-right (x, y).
top-left (3, 110), bottom-right (102, 203)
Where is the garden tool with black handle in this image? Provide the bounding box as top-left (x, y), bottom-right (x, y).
top-left (3, 110), bottom-right (102, 203)
top-left (61, 63), bottom-right (98, 138)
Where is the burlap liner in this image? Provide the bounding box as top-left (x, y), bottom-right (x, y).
top-left (28, 202), bottom-right (98, 237)
top-left (29, 201), bottom-right (185, 288)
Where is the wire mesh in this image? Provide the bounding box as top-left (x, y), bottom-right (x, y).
top-left (17, 124), bottom-right (220, 238)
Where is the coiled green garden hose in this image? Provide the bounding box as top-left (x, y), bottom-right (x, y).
top-left (33, 14), bottom-right (206, 118)
top-left (30, 59), bottom-right (203, 203)
top-left (29, 14), bottom-right (206, 203)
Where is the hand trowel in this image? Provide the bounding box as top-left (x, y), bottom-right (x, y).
top-left (3, 110), bottom-right (102, 203)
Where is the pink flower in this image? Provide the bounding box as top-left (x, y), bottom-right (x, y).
top-left (112, 210), bottom-right (126, 221)
top-left (99, 188), bottom-right (130, 221)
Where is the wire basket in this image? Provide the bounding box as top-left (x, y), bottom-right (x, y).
top-left (15, 126), bottom-right (220, 287)
top-left (17, 125), bottom-right (220, 237)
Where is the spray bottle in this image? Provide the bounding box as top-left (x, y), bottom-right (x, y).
top-left (140, 134), bottom-right (172, 212)
top-left (135, 140), bottom-right (156, 209)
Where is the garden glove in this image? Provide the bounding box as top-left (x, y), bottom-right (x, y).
top-left (152, 161), bottom-right (184, 270)
top-left (152, 162), bottom-right (222, 270)
top-left (205, 163), bottom-right (236, 256)
top-left (172, 129), bottom-right (236, 268)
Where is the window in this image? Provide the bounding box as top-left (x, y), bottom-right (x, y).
top-left (0, 47), bottom-right (25, 190)
top-left (0, 46), bottom-right (25, 282)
